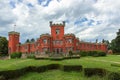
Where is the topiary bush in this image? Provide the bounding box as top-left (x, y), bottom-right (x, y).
top-left (47, 64), bottom-right (61, 70)
top-left (78, 51), bottom-right (88, 57)
top-left (108, 72), bottom-right (120, 80)
top-left (10, 52), bottom-right (22, 59)
top-left (111, 63), bottom-right (120, 67)
top-left (84, 68), bottom-right (107, 77)
top-left (49, 57), bottom-right (64, 61)
top-left (62, 65), bottom-right (82, 72)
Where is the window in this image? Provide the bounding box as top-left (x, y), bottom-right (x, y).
top-left (68, 39), bottom-right (72, 43)
top-left (56, 29), bottom-right (60, 34)
top-left (43, 39), bottom-right (47, 44)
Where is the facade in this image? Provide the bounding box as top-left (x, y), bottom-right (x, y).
top-left (8, 21), bottom-right (107, 54)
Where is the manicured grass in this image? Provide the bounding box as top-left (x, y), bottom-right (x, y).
top-left (0, 55), bottom-right (119, 72)
top-left (18, 70), bottom-right (107, 80)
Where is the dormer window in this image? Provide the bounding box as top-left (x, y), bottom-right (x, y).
top-left (56, 29), bottom-right (60, 34)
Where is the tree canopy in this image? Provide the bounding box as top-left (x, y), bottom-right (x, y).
top-left (111, 29), bottom-right (120, 53)
top-left (0, 36), bottom-right (8, 55)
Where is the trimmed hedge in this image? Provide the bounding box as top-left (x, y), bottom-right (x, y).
top-left (84, 68), bottom-right (107, 77)
top-left (10, 52), bottom-right (22, 59)
top-left (0, 64), bottom-right (83, 80)
top-left (111, 63), bottom-right (120, 67)
top-left (78, 51), bottom-right (106, 57)
top-left (35, 55), bottom-right (80, 61)
top-left (49, 57), bottom-right (64, 61)
top-left (63, 65), bottom-right (82, 72)
top-left (1, 64), bottom-right (120, 80)
top-left (108, 72), bottom-right (120, 80)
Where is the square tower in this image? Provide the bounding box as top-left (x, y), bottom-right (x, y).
top-left (50, 21), bottom-right (65, 40)
top-left (8, 31), bottom-right (20, 54)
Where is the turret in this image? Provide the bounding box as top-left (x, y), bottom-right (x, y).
top-left (8, 31), bottom-right (20, 54)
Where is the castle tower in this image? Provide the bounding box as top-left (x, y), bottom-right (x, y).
top-left (50, 21), bottom-right (65, 40)
top-left (8, 31), bottom-right (20, 54)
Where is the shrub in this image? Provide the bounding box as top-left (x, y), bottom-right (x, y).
top-left (27, 54), bottom-right (35, 59)
top-left (47, 64), bottom-right (61, 70)
top-left (108, 72), bottom-right (120, 80)
top-left (84, 68), bottom-right (107, 77)
top-left (78, 51), bottom-right (106, 57)
top-left (0, 75), bottom-right (6, 80)
top-left (78, 51), bottom-right (88, 57)
top-left (111, 63), bottom-right (120, 67)
top-left (49, 57), bottom-right (64, 61)
top-left (10, 52), bottom-right (22, 59)
top-left (97, 51), bottom-right (106, 56)
top-left (62, 65), bottom-right (82, 72)
top-left (69, 50), bottom-right (73, 56)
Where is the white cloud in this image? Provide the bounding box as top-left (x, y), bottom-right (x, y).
top-left (0, 0), bottom-right (120, 43)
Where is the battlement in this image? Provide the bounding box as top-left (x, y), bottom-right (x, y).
top-left (64, 33), bottom-right (75, 37)
top-left (50, 21), bottom-right (65, 27)
top-left (9, 31), bottom-right (20, 35)
top-left (40, 33), bottom-right (51, 38)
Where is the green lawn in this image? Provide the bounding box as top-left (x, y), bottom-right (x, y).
top-left (0, 55), bottom-right (120, 80)
top-left (0, 55), bottom-right (120, 72)
top-left (18, 70), bottom-right (106, 80)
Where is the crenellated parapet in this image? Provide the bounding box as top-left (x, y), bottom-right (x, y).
top-left (9, 31), bottom-right (20, 35)
top-left (40, 33), bottom-right (51, 38)
top-left (50, 21), bottom-right (65, 27)
top-left (64, 33), bottom-right (75, 37)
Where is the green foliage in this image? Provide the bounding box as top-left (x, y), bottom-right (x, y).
top-left (111, 63), bottom-right (120, 67)
top-left (30, 38), bottom-right (35, 42)
top-left (69, 50), bottom-right (73, 56)
top-left (49, 57), bottom-right (64, 61)
top-left (78, 51), bottom-right (88, 57)
top-left (84, 68), bottom-right (107, 77)
top-left (25, 39), bottom-right (30, 43)
top-left (108, 72), bottom-right (120, 80)
top-left (0, 64), bottom-right (82, 79)
top-left (78, 51), bottom-right (106, 57)
top-left (27, 54), bottom-right (35, 59)
top-left (10, 52), bottom-right (22, 59)
top-left (62, 65), bottom-right (82, 72)
top-left (0, 36), bottom-right (8, 55)
top-left (111, 29), bottom-right (120, 53)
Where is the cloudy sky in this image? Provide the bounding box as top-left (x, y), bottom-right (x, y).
top-left (0, 0), bottom-right (120, 43)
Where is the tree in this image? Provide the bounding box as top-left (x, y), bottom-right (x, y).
top-left (102, 39), bottom-right (105, 43)
top-left (31, 38), bottom-right (35, 42)
top-left (25, 39), bottom-right (30, 43)
top-left (111, 29), bottom-right (120, 53)
top-left (96, 39), bottom-right (98, 43)
top-left (115, 35), bottom-right (120, 52)
top-left (0, 36), bottom-right (8, 55)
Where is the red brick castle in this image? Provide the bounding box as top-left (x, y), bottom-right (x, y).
top-left (8, 21), bottom-right (107, 54)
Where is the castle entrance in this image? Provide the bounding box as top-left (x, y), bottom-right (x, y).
top-left (57, 48), bottom-right (59, 54)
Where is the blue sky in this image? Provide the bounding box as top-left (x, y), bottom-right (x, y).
top-left (0, 0), bottom-right (120, 43)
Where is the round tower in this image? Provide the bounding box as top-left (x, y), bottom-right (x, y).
top-left (8, 31), bottom-right (20, 54)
